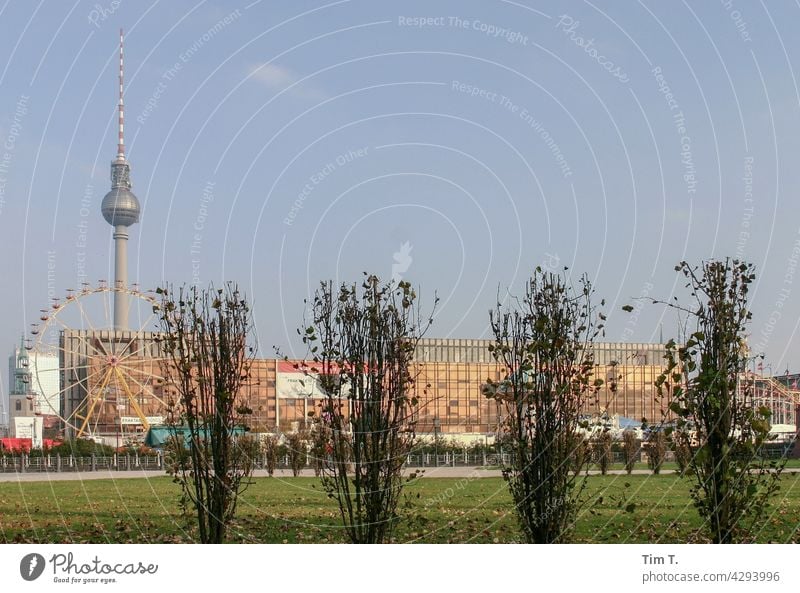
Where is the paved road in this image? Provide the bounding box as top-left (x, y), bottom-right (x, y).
top-left (1, 466), bottom-right (798, 483)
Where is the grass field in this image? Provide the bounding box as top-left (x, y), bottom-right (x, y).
top-left (2, 473), bottom-right (800, 543)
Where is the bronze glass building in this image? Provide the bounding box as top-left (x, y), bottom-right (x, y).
top-left (59, 334), bottom-right (795, 440)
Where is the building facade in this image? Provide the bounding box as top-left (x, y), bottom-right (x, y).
top-left (8, 338), bottom-right (36, 437)
top-left (29, 352), bottom-right (60, 416)
top-left (8, 341), bottom-right (60, 417)
top-left (54, 334), bottom-right (798, 441)
top-left (56, 335), bottom-right (676, 438)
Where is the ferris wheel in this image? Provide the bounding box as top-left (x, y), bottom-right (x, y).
top-left (26, 282), bottom-right (172, 442)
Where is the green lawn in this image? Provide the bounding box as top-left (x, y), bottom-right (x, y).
top-left (2, 474), bottom-right (800, 543)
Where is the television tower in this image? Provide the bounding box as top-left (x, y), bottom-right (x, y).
top-left (101, 29), bottom-right (140, 330)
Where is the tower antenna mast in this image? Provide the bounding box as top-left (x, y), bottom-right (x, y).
top-left (117, 28), bottom-right (125, 160)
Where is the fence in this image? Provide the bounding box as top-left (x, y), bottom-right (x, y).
top-left (0, 454), bottom-right (163, 473)
top-left (1, 447), bottom-right (792, 475)
top-left (0, 452), bottom-right (508, 474)
top-left (405, 453), bottom-right (510, 467)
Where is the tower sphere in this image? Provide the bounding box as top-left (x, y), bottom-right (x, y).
top-left (101, 185), bottom-right (140, 227)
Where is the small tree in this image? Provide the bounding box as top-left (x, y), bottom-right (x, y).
top-left (484, 267), bottom-right (604, 543)
top-left (569, 435), bottom-right (590, 477)
top-left (285, 432), bottom-right (307, 477)
top-left (299, 275), bottom-right (435, 543)
top-left (673, 430), bottom-right (692, 477)
top-left (308, 424), bottom-right (329, 477)
top-left (593, 431), bottom-right (613, 475)
top-left (655, 259), bottom-right (783, 543)
top-left (622, 430), bottom-right (638, 475)
top-left (156, 282), bottom-right (256, 544)
top-left (263, 435), bottom-right (278, 477)
top-left (646, 430), bottom-right (666, 474)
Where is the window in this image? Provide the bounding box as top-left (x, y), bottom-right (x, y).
top-left (15, 400), bottom-right (21, 411)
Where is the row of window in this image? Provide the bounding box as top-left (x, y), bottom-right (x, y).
top-left (413, 339), bottom-right (668, 365)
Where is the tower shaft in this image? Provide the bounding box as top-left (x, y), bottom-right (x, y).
top-left (113, 225), bottom-right (129, 330)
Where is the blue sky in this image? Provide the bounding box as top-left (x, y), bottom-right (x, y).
top-left (1, 0), bottom-right (799, 370)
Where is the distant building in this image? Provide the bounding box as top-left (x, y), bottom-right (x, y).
top-left (29, 351), bottom-right (60, 416)
top-left (774, 373), bottom-right (800, 391)
top-left (8, 337), bottom-right (31, 396)
top-left (762, 372), bottom-right (800, 429)
top-left (53, 333), bottom-right (676, 440)
top-left (8, 339), bottom-right (60, 417)
top-left (60, 334), bottom-right (800, 443)
top-left (0, 368), bottom-right (5, 431)
top-left (8, 337), bottom-right (36, 437)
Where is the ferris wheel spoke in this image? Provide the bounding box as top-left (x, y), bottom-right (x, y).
top-left (39, 397), bottom-right (59, 416)
top-left (114, 368), bottom-right (152, 429)
top-left (112, 329), bottom-right (145, 360)
top-left (66, 365), bottom-right (113, 418)
top-left (125, 294), bottom-right (159, 330)
top-left (58, 393), bottom-right (90, 428)
top-left (72, 293), bottom-right (104, 337)
top-left (119, 361), bottom-right (171, 386)
top-left (91, 368), bottom-right (118, 436)
top-left (76, 367), bottom-right (114, 438)
top-left (50, 314), bottom-right (106, 358)
top-left (90, 396), bottom-right (104, 437)
top-left (112, 313), bottom-right (160, 363)
top-left (53, 364), bottom-right (112, 426)
top-left (101, 287), bottom-right (111, 334)
top-left (104, 288), bottom-right (156, 349)
top-left (42, 358), bottom-right (96, 373)
top-left (98, 370), bottom-right (127, 436)
top-left (59, 356), bottom-right (129, 431)
top-left (119, 372), bottom-right (169, 396)
top-left (32, 359), bottom-right (93, 403)
top-left (71, 295), bottom-right (111, 359)
top-left (117, 356), bottom-right (172, 379)
top-left (60, 362), bottom-right (106, 386)
top-left (116, 365), bottom-right (171, 411)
